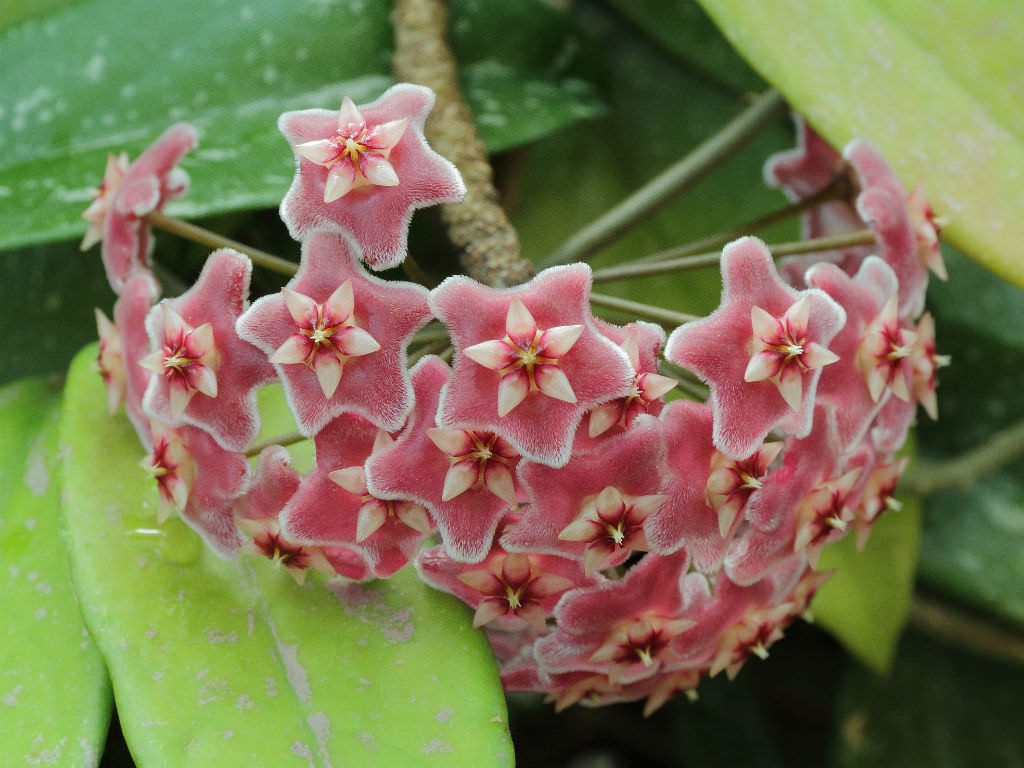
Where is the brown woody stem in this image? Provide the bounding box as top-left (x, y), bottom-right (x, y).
top-left (392, 0), bottom-right (533, 288)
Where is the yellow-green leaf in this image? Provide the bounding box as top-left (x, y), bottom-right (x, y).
top-left (812, 499), bottom-right (922, 675)
top-left (0, 376), bottom-right (111, 766)
top-left (699, 0), bottom-right (1024, 289)
top-left (59, 345), bottom-right (513, 767)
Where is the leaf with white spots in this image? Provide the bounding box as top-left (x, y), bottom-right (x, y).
top-left (0, 376), bottom-right (111, 766)
top-left (59, 345), bottom-right (513, 766)
top-left (0, 0), bottom-right (600, 251)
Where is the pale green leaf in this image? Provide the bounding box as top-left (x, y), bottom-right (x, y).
top-left (59, 345), bottom-right (513, 767)
top-left (0, 0), bottom-right (600, 252)
top-left (0, 376), bottom-right (111, 766)
top-left (698, 0), bottom-right (1024, 289)
top-left (813, 499), bottom-right (922, 675)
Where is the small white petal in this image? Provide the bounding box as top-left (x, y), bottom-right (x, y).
top-left (588, 403), bottom-right (619, 438)
top-left (361, 154), bottom-right (399, 187)
top-left (314, 353), bottom-right (344, 398)
top-left (497, 371), bottom-right (530, 416)
top-left (338, 95), bottom-right (363, 128)
top-left (427, 427), bottom-right (472, 456)
top-left (324, 280), bottom-right (354, 322)
top-left (324, 164), bottom-right (356, 202)
top-left (168, 382), bottom-right (193, 418)
top-left (441, 462), bottom-right (478, 501)
top-left (540, 324), bottom-right (584, 358)
top-left (356, 502), bottom-right (387, 542)
top-left (329, 466), bottom-right (366, 495)
top-left (802, 343), bottom-right (839, 370)
top-left (776, 367), bottom-right (804, 412)
top-left (271, 335), bottom-right (312, 365)
top-left (784, 295), bottom-right (812, 332)
top-left (744, 350), bottom-right (779, 383)
top-left (282, 288), bottom-right (317, 327)
top-left (293, 139), bottom-right (338, 166)
top-left (371, 117), bottom-right (409, 151)
top-left (191, 364), bottom-right (218, 399)
top-left (750, 305), bottom-right (779, 340)
top-left (483, 463), bottom-right (517, 504)
top-left (641, 373), bottom-right (678, 400)
top-left (464, 339), bottom-right (513, 370)
top-left (396, 504), bottom-right (432, 534)
top-left (337, 326), bottom-right (380, 358)
top-left (505, 298), bottom-right (537, 340)
top-left (534, 365), bottom-right (576, 403)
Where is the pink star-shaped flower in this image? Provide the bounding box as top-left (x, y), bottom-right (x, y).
top-left (431, 264), bottom-right (634, 467)
top-left (535, 552), bottom-right (693, 686)
top-left (280, 413), bottom-right (433, 578)
top-left (141, 249), bottom-right (277, 452)
top-left (366, 356), bottom-right (523, 563)
top-left (236, 231), bottom-right (431, 436)
top-left (81, 123), bottom-right (197, 293)
top-left (664, 237), bottom-right (846, 460)
top-left (585, 319), bottom-right (676, 439)
top-left (806, 256), bottom-right (902, 450)
top-left (416, 542), bottom-right (586, 632)
top-left (141, 419), bottom-right (251, 555)
top-left (112, 272), bottom-right (162, 447)
top-left (500, 415), bottom-right (667, 575)
top-left (279, 84), bottom-right (466, 270)
top-left (647, 399), bottom-right (782, 573)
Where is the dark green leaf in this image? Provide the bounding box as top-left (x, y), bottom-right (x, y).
top-left (832, 630), bottom-right (1024, 767)
top-left (0, 0), bottom-right (601, 252)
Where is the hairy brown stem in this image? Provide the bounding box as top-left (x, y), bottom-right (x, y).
top-left (392, 0), bottom-right (533, 288)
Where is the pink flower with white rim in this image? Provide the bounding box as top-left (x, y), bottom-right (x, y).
top-left (141, 420), bottom-right (251, 555)
top-left (501, 415), bottom-right (666, 570)
top-left (237, 231), bottom-right (431, 436)
top-left (586, 319), bottom-right (676, 439)
top-left (142, 249), bottom-right (277, 452)
top-left (270, 280), bottom-right (381, 400)
top-left (417, 543), bottom-right (584, 632)
top-left (432, 263), bottom-right (634, 467)
top-left (792, 469), bottom-right (861, 565)
top-left (279, 84), bottom-right (466, 270)
top-left (81, 123), bottom-right (197, 293)
top-left (807, 256), bottom-right (902, 450)
top-left (366, 357), bottom-right (521, 563)
top-left (280, 413), bottom-right (433, 579)
top-left (535, 552), bottom-right (693, 686)
top-left (908, 311), bottom-right (949, 420)
top-left (665, 236), bottom-right (846, 460)
top-left (856, 295), bottom-right (917, 404)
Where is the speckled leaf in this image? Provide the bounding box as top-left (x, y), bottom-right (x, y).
top-left (812, 499), bottom-right (922, 674)
top-left (59, 346), bottom-right (513, 767)
top-left (0, 0), bottom-right (600, 252)
top-left (832, 630), bottom-right (1024, 767)
top-left (0, 376), bottom-right (111, 767)
top-left (698, 0), bottom-right (1024, 289)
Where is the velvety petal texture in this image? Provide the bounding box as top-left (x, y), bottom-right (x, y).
top-left (236, 231), bottom-right (431, 436)
top-left (279, 84), bottom-right (466, 270)
top-left (432, 264), bottom-right (634, 467)
top-left (665, 236), bottom-right (846, 460)
top-left (142, 249), bottom-right (277, 452)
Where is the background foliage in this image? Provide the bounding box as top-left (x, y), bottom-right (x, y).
top-left (1, 0), bottom-right (1022, 766)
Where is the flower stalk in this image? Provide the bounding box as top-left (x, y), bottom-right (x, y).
top-left (540, 89), bottom-right (787, 268)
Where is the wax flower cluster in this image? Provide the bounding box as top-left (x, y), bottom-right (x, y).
top-left (85, 84), bottom-right (947, 714)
